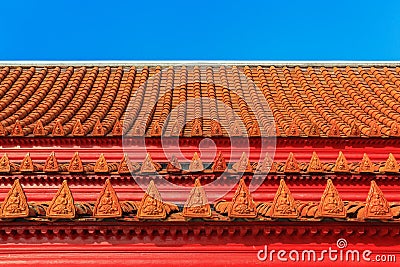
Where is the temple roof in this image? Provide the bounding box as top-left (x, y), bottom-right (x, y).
top-left (1, 63), bottom-right (400, 137)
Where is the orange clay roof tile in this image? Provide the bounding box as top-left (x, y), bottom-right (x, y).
top-left (1, 65), bottom-right (400, 138)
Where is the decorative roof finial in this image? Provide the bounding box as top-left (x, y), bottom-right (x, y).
top-left (93, 179), bottom-right (122, 218)
top-left (72, 119), bottom-right (84, 136)
top-left (0, 153), bottom-right (11, 173)
top-left (44, 152), bottom-right (59, 172)
top-left (20, 153), bottom-right (34, 172)
top-left (359, 153), bottom-right (374, 173)
top-left (11, 120), bottom-right (24, 136)
top-left (52, 120), bottom-right (65, 137)
top-left (333, 151), bottom-right (350, 172)
top-left (210, 119), bottom-right (222, 136)
top-left (183, 179), bottom-right (211, 218)
top-left (112, 119), bottom-right (123, 136)
top-left (137, 180), bottom-right (166, 219)
top-left (364, 181), bottom-right (392, 219)
top-left (68, 152), bottom-right (83, 173)
top-left (189, 152), bottom-right (204, 172)
top-left (92, 119), bottom-right (105, 136)
top-left (232, 152), bottom-right (253, 173)
top-left (383, 153), bottom-right (399, 173)
top-left (270, 179), bottom-right (298, 218)
top-left (46, 180), bottom-right (75, 219)
top-left (94, 154), bottom-right (108, 173)
top-left (307, 152), bottom-right (323, 173)
top-left (317, 179), bottom-right (346, 218)
top-left (33, 120), bottom-right (46, 136)
top-left (228, 179), bottom-right (257, 218)
top-left (191, 118), bottom-right (203, 137)
top-left (211, 152), bottom-right (227, 172)
top-left (0, 179), bottom-right (29, 218)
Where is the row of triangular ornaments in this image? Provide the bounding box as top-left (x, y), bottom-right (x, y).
top-left (0, 177), bottom-right (392, 220)
top-left (3, 150), bottom-right (400, 174)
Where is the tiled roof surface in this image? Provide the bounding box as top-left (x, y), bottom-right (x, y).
top-left (1, 65), bottom-right (400, 137)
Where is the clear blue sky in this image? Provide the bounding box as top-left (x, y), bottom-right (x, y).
top-left (0, 0), bottom-right (399, 60)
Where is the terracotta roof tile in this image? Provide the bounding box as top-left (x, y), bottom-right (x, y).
top-left (1, 65), bottom-right (400, 138)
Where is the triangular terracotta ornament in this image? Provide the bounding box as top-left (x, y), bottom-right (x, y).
top-left (286, 121), bottom-right (299, 136)
top-left (166, 155), bottom-right (182, 173)
top-left (52, 120), bottom-right (65, 137)
top-left (0, 153), bottom-right (11, 173)
top-left (317, 179), bottom-right (346, 218)
top-left (333, 151), bottom-right (350, 173)
top-left (150, 121), bottom-right (162, 136)
top-left (284, 152), bottom-right (300, 173)
top-left (133, 122), bottom-right (145, 136)
top-left (230, 120), bottom-right (242, 136)
top-left (270, 179), bottom-right (298, 218)
top-left (364, 181), bottom-right (392, 219)
top-left (328, 121), bottom-right (340, 137)
top-left (256, 153), bottom-right (277, 173)
top-left (368, 121), bottom-right (381, 137)
top-left (228, 179), bottom-right (257, 218)
top-left (72, 119), bottom-right (85, 136)
top-left (383, 153), bottom-right (399, 173)
top-left (33, 120), bottom-right (46, 136)
top-left (0, 122), bottom-right (8, 136)
top-left (0, 179), bottom-right (29, 218)
top-left (44, 152), bottom-right (59, 172)
top-left (20, 153), bottom-right (34, 172)
top-left (183, 179), bottom-right (211, 218)
top-left (390, 122), bottom-right (400, 137)
top-left (112, 119), bottom-right (123, 136)
top-left (140, 153), bottom-right (158, 173)
top-left (307, 123), bottom-right (320, 137)
top-left (191, 118), bottom-right (203, 137)
top-left (118, 154), bottom-right (133, 174)
top-left (307, 152), bottom-right (323, 173)
top-left (232, 152), bottom-right (253, 173)
top-left (249, 121), bottom-right (261, 136)
top-left (349, 123), bottom-right (361, 137)
top-left (210, 119), bottom-right (223, 136)
top-left (68, 152), bottom-right (84, 173)
top-left (212, 152), bottom-right (227, 172)
top-left (92, 120), bottom-right (105, 136)
top-left (137, 180), bottom-right (166, 219)
top-left (359, 153), bottom-right (374, 173)
top-left (170, 120), bottom-right (181, 136)
top-left (46, 180), bottom-right (75, 219)
top-left (94, 154), bottom-right (108, 173)
top-left (11, 120), bottom-right (24, 136)
top-left (189, 152), bottom-right (204, 172)
top-left (93, 179), bottom-right (122, 218)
